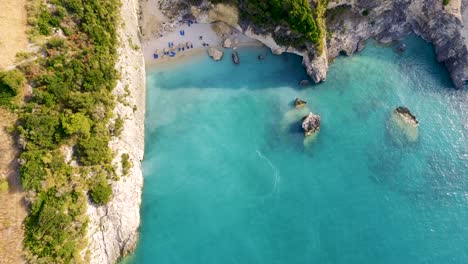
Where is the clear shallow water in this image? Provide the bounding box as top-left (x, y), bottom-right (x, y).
top-left (126, 36), bottom-right (468, 264)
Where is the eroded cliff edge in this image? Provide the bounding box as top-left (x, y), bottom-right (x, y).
top-left (86, 0), bottom-right (145, 262)
top-left (150, 0), bottom-right (467, 89)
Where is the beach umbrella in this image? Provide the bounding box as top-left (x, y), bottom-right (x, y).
top-left (163, 48), bottom-right (169, 54)
top-left (178, 43), bottom-right (184, 49)
top-left (186, 42), bottom-right (192, 48)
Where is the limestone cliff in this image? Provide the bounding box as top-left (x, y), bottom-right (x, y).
top-left (325, 0), bottom-right (467, 89)
top-left (85, 0), bottom-right (145, 262)
top-left (154, 0), bottom-right (467, 89)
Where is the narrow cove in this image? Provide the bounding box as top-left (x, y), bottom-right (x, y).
top-left (124, 36), bottom-right (468, 264)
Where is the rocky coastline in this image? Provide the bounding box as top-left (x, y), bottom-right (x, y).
top-left (86, 0), bottom-right (467, 263)
top-left (85, 0), bottom-right (146, 262)
top-left (151, 0), bottom-right (467, 89)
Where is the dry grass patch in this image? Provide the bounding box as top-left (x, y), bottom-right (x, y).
top-left (0, 0), bottom-right (28, 69)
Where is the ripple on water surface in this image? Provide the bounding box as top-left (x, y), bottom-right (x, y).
top-left (125, 36), bottom-right (468, 264)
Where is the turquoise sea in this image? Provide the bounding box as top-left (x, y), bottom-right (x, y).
top-left (126, 36), bottom-right (468, 264)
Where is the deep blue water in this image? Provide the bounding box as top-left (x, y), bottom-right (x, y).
top-left (125, 36), bottom-right (468, 264)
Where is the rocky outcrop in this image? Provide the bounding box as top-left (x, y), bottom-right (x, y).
top-left (85, 0), bottom-right (145, 263)
top-left (395, 106), bottom-right (418, 126)
top-left (302, 112), bottom-right (321, 136)
top-left (184, 0), bottom-right (467, 89)
top-left (223, 38), bottom-right (233, 48)
top-left (232, 50), bottom-right (240, 64)
top-left (325, 0), bottom-right (467, 88)
top-left (294, 98), bottom-right (307, 108)
top-left (387, 106), bottom-right (419, 144)
top-left (208, 47), bottom-right (223, 60)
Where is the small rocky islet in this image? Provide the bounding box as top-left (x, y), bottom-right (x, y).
top-left (387, 106), bottom-right (419, 145)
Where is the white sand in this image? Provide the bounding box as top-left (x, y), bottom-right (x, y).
top-left (142, 22), bottom-right (263, 66)
top-left (142, 23), bottom-right (220, 64)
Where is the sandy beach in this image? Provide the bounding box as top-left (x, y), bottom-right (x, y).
top-left (142, 21), bottom-right (263, 66)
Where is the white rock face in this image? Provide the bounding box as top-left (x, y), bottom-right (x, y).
top-left (223, 38), bottom-right (233, 48)
top-left (208, 47), bottom-right (224, 60)
top-left (302, 112), bottom-right (321, 137)
top-left (85, 0), bottom-right (145, 262)
top-left (325, 0), bottom-right (467, 88)
top-left (156, 0), bottom-right (467, 88)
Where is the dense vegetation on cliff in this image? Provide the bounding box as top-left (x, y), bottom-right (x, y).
top-left (18, 0), bottom-right (120, 262)
top-left (0, 70), bottom-right (25, 107)
top-left (207, 0), bottom-right (327, 52)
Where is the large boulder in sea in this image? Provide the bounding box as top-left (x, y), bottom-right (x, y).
top-left (387, 106), bottom-right (419, 145)
top-left (207, 47), bottom-right (223, 61)
top-left (395, 107), bottom-right (418, 125)
top-left (302, 112), bottom-right (321, 137)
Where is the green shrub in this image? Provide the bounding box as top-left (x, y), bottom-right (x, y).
top-left (20, 0), bottom-right (121, 261)
top-left (61, 112), bottom-right (92, 138)
top-left (113, 117), bottom-right (124, 137)
top-left (24, 189), bottom-right (86, 262)
top-left (238, 0), bottom-right (327, 52)
top-left (443, 0), bottom-right (450, 5)
top-left (89, 180), bottom-right (112, 205)
top-left (0, 178), bottom-right (8, 193)
top-left (76, 136), bottom-right (112, 166)
top-left (362, 9), bottom-right (370, 16)
top-left (0, 70), bottom-right (25, 106)
top-left (121, 153), bottom-right (132, 176)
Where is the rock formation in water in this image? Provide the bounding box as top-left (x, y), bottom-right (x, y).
top-left (395, 106), bottom-right (419, 126)
top-left (324, 0), bottom-right (467, 89)
top-left (153, 0), bottom-right (467, 89)
top-left (299, 80), bottom-right (310, 86)
top-left (208, 47), bottom-right (224, 61)
top-left (395, 43), bottom-right (407, 53)
top-left (232, 50), bottom-right (240, 64)
top-left (302, 112), bottom-right (321, 136)
top-left (387, 106), bottom-right (419, 145)
top-left (294, 98), bottom-right (307, 108)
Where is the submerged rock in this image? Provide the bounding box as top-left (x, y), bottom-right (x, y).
top-left (299, 80), bottom-right (310, 86)
top-left (302, 112), bottom-right (321, 137)
top-left (387, 106), bottom-right (419, 145)
top-left (258, 55), bottom-right (265, 60)
top-left (294, 98), bottom-right (307, 108)
top-left (396, 43), bottom-right (407, 53)
top-left (232, 50), bottom-right (240, 64)
top-left (207, 47), bottom-right (223, 61)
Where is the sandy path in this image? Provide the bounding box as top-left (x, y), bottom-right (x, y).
top-left (0, 0), bottom-right (28, 69)
top-left (0, 109), bottom-right (26, 264)
top-left (0, 1), bottom-right (28, 261)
